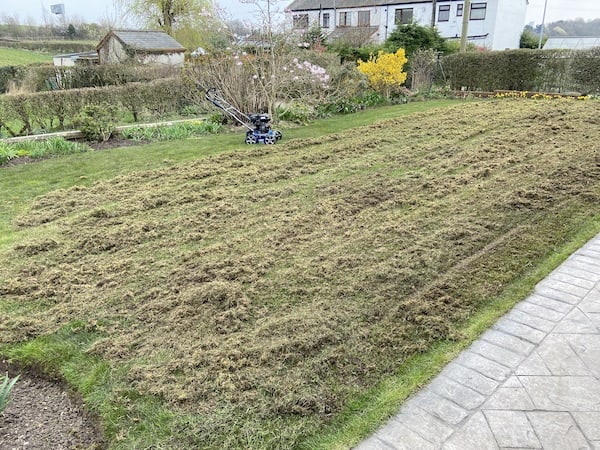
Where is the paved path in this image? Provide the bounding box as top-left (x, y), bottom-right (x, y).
top-left (357, 233), bottom-right (600, 450)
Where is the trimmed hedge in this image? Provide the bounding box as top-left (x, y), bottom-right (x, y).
top-left (1, 63), bottom-right (183, 93)
top-left (0, 65), bottom-right (28, 93)
top-left (0, 77), bottom-right (200, 137)
top-left (441, 48), bottom-right (600, 94)
top-left (0, 41), bottom-right (95, 54)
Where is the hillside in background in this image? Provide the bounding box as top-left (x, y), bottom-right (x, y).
top-left (545, 18), bottom-right (600, 36)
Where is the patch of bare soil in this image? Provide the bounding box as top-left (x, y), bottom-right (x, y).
top-left (0, 361), bottom-right (104, 450)
top-left (85, 137), bottom-right (148, 151)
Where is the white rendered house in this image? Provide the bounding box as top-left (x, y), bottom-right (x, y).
top-left (286, 0), bottom-right (528, 50)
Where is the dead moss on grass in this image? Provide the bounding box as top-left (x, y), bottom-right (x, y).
top-left (1, 99), bottom-right (599, 448)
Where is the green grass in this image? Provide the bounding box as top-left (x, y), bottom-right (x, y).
top-left (0, 47), bottom-right (52, 66)
top-left (1, 99), bottom-right (599, 449)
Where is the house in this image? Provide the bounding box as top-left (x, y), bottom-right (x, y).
top-left (286, 0), bottom-right (528, 50)
top-left (544, 36), bottom-right (600, 50)
top-left (96, 30), bottom-right (186, 66)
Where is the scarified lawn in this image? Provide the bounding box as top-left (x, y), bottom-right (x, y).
top-left (1, 99), bottom-right (599, 448)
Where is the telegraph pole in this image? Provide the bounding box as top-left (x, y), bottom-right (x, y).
top-left (538, 0), bottom-right (549, 49)
top-left (431, 0), bottom-right (437, 28)
top-left (460, 0), bottom-right (471, 52)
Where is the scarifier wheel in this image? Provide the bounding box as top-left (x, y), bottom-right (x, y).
top-left (264, 135), bottom-right (276, 145)
top-left (274, 130), bottom-right (283, 141)
top-left (245, 132), bottom-right (257, 145)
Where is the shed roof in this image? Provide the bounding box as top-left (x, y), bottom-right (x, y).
top-left (97, 30), bottom-right (186, 53)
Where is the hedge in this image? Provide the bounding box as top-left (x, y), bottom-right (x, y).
top-left (441, 48), bottom-right (600, 94)
top-left (0, 77), bottom-right (201, 137)
top-left (0, 41), bottom-right (95, 54)
top-left (1, 63), bottom-right (183, 94)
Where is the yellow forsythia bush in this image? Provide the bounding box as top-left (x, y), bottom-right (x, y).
top-left (357, 49), bottom-right (408, 97)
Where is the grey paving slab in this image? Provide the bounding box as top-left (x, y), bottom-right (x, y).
top-left (519, 376), bottom-right (600, 411)
top-left (428, 376), bottom-right (487, 410)
top-left (354, 437), bottom-right (395, 450)
top-left (480, 329), bottom-right (536, 355)
top-left (526, 412), bottom-right (589, 450)
top-left (513, 301), bottom-right (566, 322)
top-left (535, 334), bottom-right (592, 376)
top-left (553, 308), bottom-right (598, 334)
top-left (441, 363), bottom-right (499, 396)
top-left (483, 410), bottom-right (541, 448)
top-left (494, 318), bottom-right (547, 344)
top-left (468, 340), bottom-right (526, 369)
top-left (562, 259), bottom-right (600, 280)
top-left (372, 420), bottom-right (436, 450)
top-left (410, 390), bottom-right (468, 425)
top-left (504, 309), bottom-right (557, 333)
top-left (355, 233), bottom-right (600, 450)
top-left (515, 352), bottom-right (552, 376)
top-left (564, 334), bottom-right (600, 377)
top-left (572, 412), bottom-right (600, 441)
top-left (534, 285), bottom-right (583, 305)
top-left (575, 255), bottom-right (600, 269)
top-left (484, 386), bottom-right (536, 411)
top-left (441, 412), bottom-right (498, 450)
top-left (536, 278), bottom-right (592, 298)
top-left (394, 404), bottom-right (454, 447)
top-left (541, 271), bottom-right (597, 290)
top-left (526, 294), bottom-right (575, 314)
top-left (453, 351), bottom-right (512, 382)
top-left (588, 312), bottom-right (600, 331)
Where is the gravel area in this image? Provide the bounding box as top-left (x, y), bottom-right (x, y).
top-left (0, 361), bottom-right (105, 450)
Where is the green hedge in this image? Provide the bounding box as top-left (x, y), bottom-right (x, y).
top-left (441, 48), bottom-right (600, 94)
top-left (0, 41), bottom-right (95, 54)
top-left (0, 65), bottom-right (28, 93)
top-left (0, 77), bottom-right (198, 137)
top-left (1, 63), bottom-right (183, 93)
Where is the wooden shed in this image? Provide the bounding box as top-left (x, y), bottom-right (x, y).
top-left (96, 30), bottom-right (186, 66)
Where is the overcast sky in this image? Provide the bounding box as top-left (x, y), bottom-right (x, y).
top-left (0, 0), bottom-right (598, 26)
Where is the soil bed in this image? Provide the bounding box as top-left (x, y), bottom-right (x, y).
top-left (0, 361), bottom-right (104, 450)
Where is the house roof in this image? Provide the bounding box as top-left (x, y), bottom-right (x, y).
top-left (327, 26), bottom-right (379, 41)
top-left (97, 30), bottom-right (186, 53)
top-left (543, 36), bottom-right (600, 50)
top-left (288, 0), bottom-right (429, 11)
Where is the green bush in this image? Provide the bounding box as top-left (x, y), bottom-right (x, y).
top-left (0, 142), bottom-right (18, 165)
top-left (277, 101), bottom-right (315, 124)
top-left (384, 22), bottom-right (448, 58)
top-left (75, 103), bottom-right (118, 142)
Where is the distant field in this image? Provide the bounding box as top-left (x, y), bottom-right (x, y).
top-left (0, 47), bottom-right (52, 66)
top-left (0, 99), bottom-right (599, 449)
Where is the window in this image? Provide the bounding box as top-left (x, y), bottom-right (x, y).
top-left (457, 4), bottom-right (463, 17)
top-left (470, 2), bottom-right (487, 20)
top-left (358, 10), bottom-right (370, 27)
top-left (395, 8), bottom-right (413, 25)
top-left (438, 5), bottom-right (450, 22)
top-left (339, 11), bottom-right (349, 27)
top-left (293, 14), bottom-right (309, 29)
top-left (322, 12), bottom-right (330, 28)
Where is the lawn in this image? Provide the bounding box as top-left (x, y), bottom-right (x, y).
top-left (0, 98), bottom-right (599, 449)
top-left (0, 47), bottom-right (52, 66)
